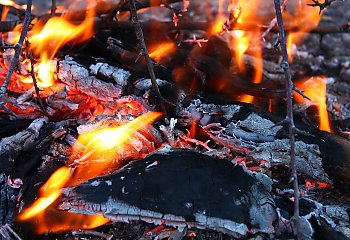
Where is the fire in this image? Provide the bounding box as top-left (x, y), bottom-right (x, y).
top-left (285, 2), bottom-right (322, 61)
top-left (8, 0), bottom-right (96, 88)
top-left (149, 42), bottom-right (176, 62)
top-left (18, 112), bottom-right (162, 233)
top-left (0, 0), bottom-right (26, 9)
top-left (294, 76), bottom-right (331, 132)
top-left (18, 167), bottom-right (71, 221)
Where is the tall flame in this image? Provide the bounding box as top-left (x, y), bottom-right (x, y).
top-left (294, 76), bottom-right (331, 132)
top-left (18, 112), bottom-right (162, 233)
top-left (285, 1), bottom-right (322, 61)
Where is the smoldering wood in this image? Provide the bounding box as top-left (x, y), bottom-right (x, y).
top-left (59, 149), bottom-right (277, 237)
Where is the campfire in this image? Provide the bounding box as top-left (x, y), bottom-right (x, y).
top-left (0, 0), bottom-right (349, 239)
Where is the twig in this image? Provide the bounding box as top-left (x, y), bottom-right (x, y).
top-left (273, 0), bottom-right (300, 231)
top-left (308, 0), bottom-right (339, 14)
top-left (51, 0), bottom-right (56, 16)
top-left (0, 0), bottom-right (32, 98)
top-left (260, 0), bottom-right (288, 41)
top-left (128, 0), bottom-right (169, 117)
top-left (29, 56), bottom-right (47, 114)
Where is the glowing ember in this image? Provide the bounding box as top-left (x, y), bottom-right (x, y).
top-left (305, 179), bottom-right (331, 190)
top-left (294, 76), bottom-right (331, 132)
top-left (18, 112), bottom-right (162, 232)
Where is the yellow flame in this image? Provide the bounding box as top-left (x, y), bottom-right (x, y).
top-left (294, 76), bottom-right (331, 132)
top-left (18, 112), bottom-right (162, 232)
top-left (8, 0), bottom-right (96, 88)
top-left (149, 42), bottom-right (176, 62)
top-left (18, 167), bottom-right (71, 221)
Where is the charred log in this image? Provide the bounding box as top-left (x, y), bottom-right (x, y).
top-left (59, 149), bottom-right (277, 237)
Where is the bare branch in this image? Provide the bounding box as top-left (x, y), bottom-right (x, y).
top-left (0, 0), bottom-right (32, 98)
top-left (308, 0), bottom-right (339, 14)
top-left (273, 1), bottom-right (304, 237)
top-left (128, 0), bottom-right (169, 117)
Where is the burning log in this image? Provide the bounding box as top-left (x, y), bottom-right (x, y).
top-left (59, 149), bottom-right (277, 237)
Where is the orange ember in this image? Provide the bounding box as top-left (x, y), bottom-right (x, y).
top-left (294, 76), bottom-right (331, 132)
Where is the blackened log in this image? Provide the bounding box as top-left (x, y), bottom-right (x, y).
top-left (0, 113), bottom-right (31, 139)
top-left (0, 117), bottom-right (47, 174)
top-left (60, 149), bottom-right (276, 237)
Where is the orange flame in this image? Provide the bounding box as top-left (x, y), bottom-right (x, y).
top-left (294, 76), bottom-right (331, 132)
top-left (149, 42), bottom-right (176, 62)
top-left (285, 2), bottom-right (322, 61)
top-left (8, 1), bottom-right (96, 88)
top-left (18, 112), bottom-right (162, 233)
top-left (0, 0), bottom-right (26, 9)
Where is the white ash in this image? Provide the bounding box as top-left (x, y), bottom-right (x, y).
top-left (134, 78), bottom-right (170, 90)
top-left (236, 113), bottom-right (282, 136)
top-left (57, 56), bottom-right (122, 101)
top-left (89, 62), bottom-right (131, 86)
top-left (178, 99), bottom-right (241, 127)
top-left (249, 139), bottom-right (331, 184)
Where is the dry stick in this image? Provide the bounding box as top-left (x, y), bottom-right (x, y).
top-left (273, 0), bottom-right (300, 221)
top-left (128, 0), bottom-right (168, 117)
top-left (308, 0), bottom-right (338, 14)
top-left (29, 57), bottom-right (47, 114)
top-left (0, 0), bottom-right (32, 98)
top-left (51, 0), bottom-right (57, 16)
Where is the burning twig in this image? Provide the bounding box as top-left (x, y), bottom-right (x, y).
top-left (0, 0), bottom-right (32, 99)
top-left (129, 0), bottom-right (171, 117)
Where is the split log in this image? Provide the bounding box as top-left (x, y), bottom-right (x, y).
top-left (60, 149), bottom-right (277, 237)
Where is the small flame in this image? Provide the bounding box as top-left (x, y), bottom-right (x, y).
top-left (18, 167), bottom-right (71, 221)
top-left (294, 76), bottom-right (331, 132)
top-left (285, 2), bottom-right (322, 61)
top-left (18, 112), bottom-right (162, 232)
top-left (149, 42), bottom-right (176, 62)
